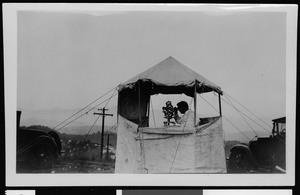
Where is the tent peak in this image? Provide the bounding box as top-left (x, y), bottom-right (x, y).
top-left (120, 56), bottom-right (223, 95)
top-left (160, 56), bottom-right (182, 64)
top-left (166, 56), bottom-right (176, 60)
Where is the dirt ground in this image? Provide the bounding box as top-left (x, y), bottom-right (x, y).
top-left (52, 160), bottom-right (115, 173)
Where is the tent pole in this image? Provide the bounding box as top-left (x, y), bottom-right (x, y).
top-left (138, 80), bottom-right (142, 126)
top-left (147, 96), bottom-right (150, 126)
top-left (218, 93), bottom-right (222, 117)
top-left (117, 85), bottom-right (121, 124)
top-left (194, 80), bottom-right (197, 126)
top-left (117, 91), bottom-right (120, 124)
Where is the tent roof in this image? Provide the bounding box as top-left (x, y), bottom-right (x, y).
top-left (119, 56), bottom-right (223, 95)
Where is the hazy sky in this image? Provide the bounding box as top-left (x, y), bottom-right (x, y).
top-left (17, 10), bottom-right (287, 140)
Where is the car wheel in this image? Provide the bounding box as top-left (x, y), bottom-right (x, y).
top-left (228, 150), bottom-right (249, 173)
top-left (26, 141), bottom-right (55, 172)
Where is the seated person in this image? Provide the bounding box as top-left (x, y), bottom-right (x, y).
top-left (174, 101), bottom-right (199, 127)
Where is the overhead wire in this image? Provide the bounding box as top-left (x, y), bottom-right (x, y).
top-left (85, 113), bottom-right (102, 138)
top-left (223, 97), bottom-right (285, 143)
top-left (212, 91), bottom-right (272, 133)
top-left (18, 89), bottom-right (119, 156)
top-left (17, 136), bottom-right (47, 155)
top-left (104, 87), bottom-right (118, 108)
top-left (107, 123), bottom-right (117, 133)
top-left (199, 94), bottom-right (251, 141)
top-left (220, 95), bottom-right (272, 134)
top-left (55, 93), bottom-right (118, 131)
top-left (53, 86), bottom-right (118, 130)
top-left (19, 77), bottom-right (120, 163)
top-left (84, 88), bottom-right (118, 137)
top-left (204, 85), bottom-right (271, 139)
top-left (224, 92), bottom-right (272, 128)
top-left (224, 95), bottom-right (259, 137)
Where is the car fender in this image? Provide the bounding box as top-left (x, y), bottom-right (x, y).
top-left (48, 131), bottom-right (62, 155)
top-left (28, 135), bottom-right (60, 159)
top-left (230, 144), bottom-right (258, 168)
top-left (230, 143), bottom-right (250, 152)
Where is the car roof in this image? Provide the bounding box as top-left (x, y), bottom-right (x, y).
top-left (272, 117), bottom-right (286, 123)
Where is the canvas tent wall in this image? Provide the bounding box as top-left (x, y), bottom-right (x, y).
top-left (115, 115), bottom-right (227, 173)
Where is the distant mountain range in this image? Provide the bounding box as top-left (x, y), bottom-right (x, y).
top-left (19, 107), bottom-right (117, 134)
top-left (58, 125), bottom-right (118, 134)
top-left (19, 107), bottom-right (163, 134)
top-left (19, 107), bottom-right (273, 142)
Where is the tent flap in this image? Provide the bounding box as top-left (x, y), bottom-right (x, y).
top-left (118, 87), bottom-right (150, 127)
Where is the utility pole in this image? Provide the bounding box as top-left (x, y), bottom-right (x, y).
top-left (94, 108), bottom-right (113, 160)
top-left (106, 132), bottom-right (110, 160)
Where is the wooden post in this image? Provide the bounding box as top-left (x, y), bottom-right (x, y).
top-left (94, 108), bottom-right (113, 160)
top-left (106, 132), bottom-right (110, 160)
top-left (218, 93), bottom-right (222, 117)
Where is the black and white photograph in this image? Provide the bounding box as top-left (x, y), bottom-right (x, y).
top-left (4, 4), bottom-right (297, 186)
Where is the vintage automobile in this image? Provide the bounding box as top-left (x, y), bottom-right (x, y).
top-left (16, 111), bottom-right (62, 172)
top-left (228, 117), bottom-right (286, 173)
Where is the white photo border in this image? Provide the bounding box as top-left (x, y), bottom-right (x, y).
top-left (4, 3), bottom-right (297, 186)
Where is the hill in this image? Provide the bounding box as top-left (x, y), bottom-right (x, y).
top-left (59, 125), bottom-right (117, 134)
top-left (18, 107), bottom-right (273, 142)
top-left (19, 107), bottom-right (118, 127)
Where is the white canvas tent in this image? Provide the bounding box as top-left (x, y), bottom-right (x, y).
top-left (115, 56), bottom-right (226, 173)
